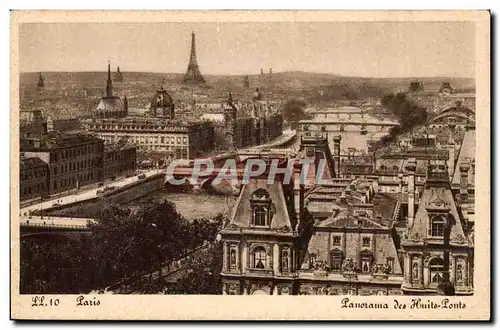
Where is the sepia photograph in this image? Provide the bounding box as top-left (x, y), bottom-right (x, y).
top-left (10, 10), bottom-right (490, 320)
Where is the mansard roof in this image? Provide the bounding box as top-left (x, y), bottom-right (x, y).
top-left (227, 178), bottom-right (297, 232)
top-left (452, 128), bottom-right (475, 188)
top-left (407, 181), bottom-right (468, 245)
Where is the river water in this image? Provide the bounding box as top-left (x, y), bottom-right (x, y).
top-left (130, 189), bottom-right (238, 221)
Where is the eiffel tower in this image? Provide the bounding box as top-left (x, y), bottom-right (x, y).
top-left (183, 32), bottom-right (206, 85)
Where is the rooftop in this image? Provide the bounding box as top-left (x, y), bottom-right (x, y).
top-left (20, 132), bottom-right (102, 151)
top-left (20, 156), bottom-right (47, 169)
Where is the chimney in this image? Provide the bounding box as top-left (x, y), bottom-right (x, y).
top-left (471, 159), bottom-right (475, 185)
top-left (398, 173), bottom-right (404, 197)
top-left (33, 137), bottom-right (41, 149)
top-left (333, 135), bottom-right (341, 178)
top-left (460, 162), bottom-right (470, 201)
top-left (448, 144), bottom-right (455, 180)
top-left (405, 158), bottom-right (417, 227)
top-left (353, 214), bottom-right (359, 226)
top-left (372, 177), bottom-right (379, 193)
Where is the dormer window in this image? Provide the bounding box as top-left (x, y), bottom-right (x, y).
top-left (253, 206), bottom-right (269, 226)
top-left (252, 188), bottom-right (269, 201)
top-left (250, 189), bottom-right (273, 227)
top-left (430, 216), bottom-right (445, 237)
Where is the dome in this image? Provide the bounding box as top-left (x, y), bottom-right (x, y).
top-left (252, 87), bottom-right (263, 101)
top-left (150, 88), bottom-right (174, 109)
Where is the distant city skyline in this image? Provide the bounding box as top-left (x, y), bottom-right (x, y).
top-left (20, 22), bottom-right (475, 78)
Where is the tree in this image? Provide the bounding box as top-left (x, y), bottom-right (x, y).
top-left (20, 197), bottom-right (225, 294)
top-left (282, 98), bottom-right (308, 128)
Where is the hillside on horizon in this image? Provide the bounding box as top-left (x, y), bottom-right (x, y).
top-left (20, 70), bottom-right (475, 112)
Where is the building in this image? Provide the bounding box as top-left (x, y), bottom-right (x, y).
top-left (20, 156), bottom-right (49, 201)
top-left (400, 160), bottom-right (474, 295)
top-left (428, 101), bottom-right (475, 130)
top-left (46, 116), bottom-right (86, 134)
top-left (148, 86), bottom-right (175, 119)
top-left (20, 110), bottom-right (47, 138)
top-left (82, 117), bottom-right (214, 159)
top-left (94, 62), bottom-right (128, 119)
top-left (439, 82), bottom-right (455, 95)
top-left (114, 66), bottom-right (123, 82)
top-left (37, 72), bottom-right (44, 90)
top-left (219, 153), bottom-right (312, 295)
top-left (451, 127), bottom-right (475, 234)
top-left (200, 92), bottom-right (284, 151)
top-left (20, 132), bottom-right (104, 195)
top-left (103, 142), bottom-right (137, 180)
top-left (409, 81), bottom-right (424, 93)
top-left (339, 146), bottom-right (375, 179)
top-left (219, 133), bottom-right (474, 295)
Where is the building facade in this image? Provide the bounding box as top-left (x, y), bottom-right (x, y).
top-left (202, 92), bottom-right (284, 151)
top-left (93, 62), bottom-right (128, 119)
top-left (21, 132), bottom-right (104, 195)
top-left (103, 144), bottom-right (137, 180)
top-left (82, 118), bottom-right (214, 159)
top-left (219, 132), bottom-right (474, 295)
top-left (20, 156), bottom-right (49, 201)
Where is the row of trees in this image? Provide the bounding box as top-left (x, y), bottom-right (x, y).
top-left (20, 197), bottom-right (223, 294)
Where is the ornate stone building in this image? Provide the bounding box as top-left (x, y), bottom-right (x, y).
top-left (148, 86), bottom-right (175, 119)
top-left (200, 92), bottom-right (283, 151)
top-left (219, 176), bottom-right (309, 295)
top-left (400, 160), bottom-right (474, 295)
top-left (219, 133), bottom-right (474, 295)
top-left (94, 62), bottom-right (128, 119)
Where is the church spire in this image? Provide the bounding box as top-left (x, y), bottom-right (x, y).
top-left (37, 72), bottom-right (44, 89)
top-left (106, 60), bottom-right (113, 97)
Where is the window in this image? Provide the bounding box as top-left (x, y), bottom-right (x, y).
top-left (308, 253), bottom-right (316, 268)
top-left (332, 236), bottom-right (341, 247)
top-left (431, 216), bottom-right (445, 237)
top-left (361, 258), bottom-right (371, 273)
top-left (252, 189), bottom-right (269, 201)
top-left (362, 237), bottom-right (371, 248)
top-left (430, 258), bottom-right (444, 283)
top-left (331, 255), bottom-right (342, 272)
top-left (253, 206), bottom-right (268, 227)
top-left (253, 247), bottom-right (266, 269)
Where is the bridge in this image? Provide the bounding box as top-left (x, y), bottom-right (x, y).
top-left (19, 215), bottom-right (95, 240)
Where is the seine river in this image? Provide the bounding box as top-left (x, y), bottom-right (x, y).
top-left (130, 189), bottom-right (238, 220)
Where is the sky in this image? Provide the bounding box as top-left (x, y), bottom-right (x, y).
top-left (19, 21), bottom-right (475, 78)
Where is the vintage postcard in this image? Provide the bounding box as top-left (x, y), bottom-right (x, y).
top-left (10, 10), bottom-right (490, 320)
